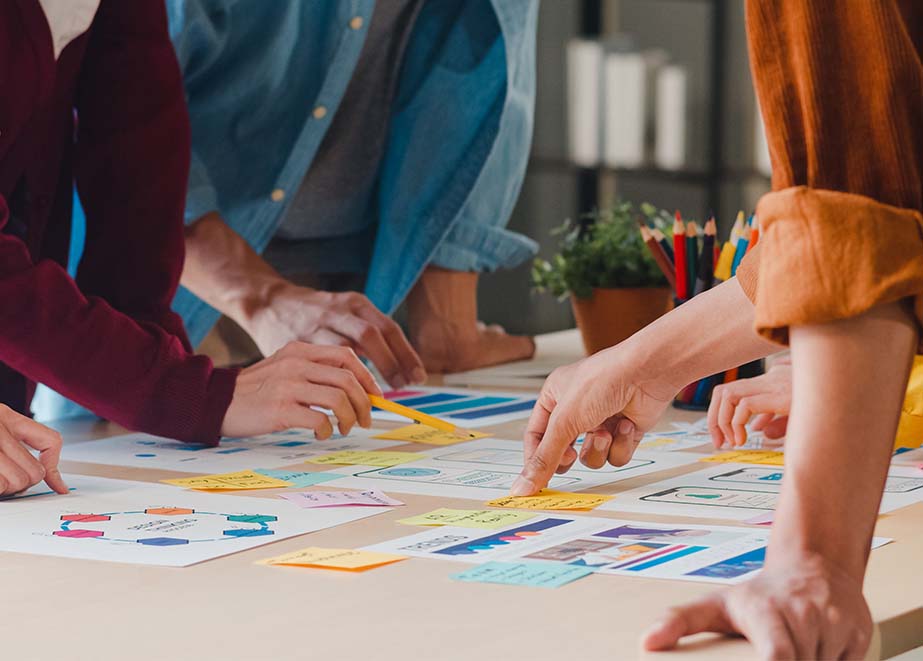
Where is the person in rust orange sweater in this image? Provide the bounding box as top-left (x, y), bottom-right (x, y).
top-left (511, 1), bottom-right (922, 657)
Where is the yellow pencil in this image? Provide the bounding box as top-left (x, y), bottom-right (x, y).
top-left (368, 394), bottom-right (467, 435)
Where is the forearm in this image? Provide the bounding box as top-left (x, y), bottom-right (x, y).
top-left (768, 301), bottom-right (917, 578)
top-left (623, 278), bottom-right (778, 394)
top-left (182, 211), bottom-right (288, 328)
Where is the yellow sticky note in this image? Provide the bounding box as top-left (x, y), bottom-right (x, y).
top-left (373, 424), bottom-right (490, 446)
top-left (162, 469), bottom-right (291, 491)
top-left (639, 437), bottom-right (679, 449)
top-left (486, 489), bottom-right (613, 511)
top-left (259, 547), bottom-right (406, 571)
top-left (306, 450), bottom-right (426, 467)
top-left (397, 508), bottom-right (535, 529)
top-left (700, 450), bottom-right (785, 466)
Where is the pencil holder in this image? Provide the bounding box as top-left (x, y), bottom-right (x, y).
top-left (672, 359), bottom-right (765, 411)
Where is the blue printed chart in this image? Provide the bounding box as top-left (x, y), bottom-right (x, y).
top-left (319, 439), bottom-right (699, 500)
top-left (0, 476), bottom-right (383, 566)
top-left (374, 387), bottom-right (539, 428)
top-left (62, 428), bottom-right (400, 473)
top-left (364, 514), bottom-right (891, 585)
top-left (603, 463), bottom-right (923, 521)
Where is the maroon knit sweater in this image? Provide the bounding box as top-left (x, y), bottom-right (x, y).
top-left (0, 0), bottom-right (237, 444)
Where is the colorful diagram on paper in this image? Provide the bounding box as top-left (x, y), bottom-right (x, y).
top-left (53, 508), bottom-right (278, 546)
top-left (321, 439), bottom-right (700, 500)
top-left (62, 429), bottom-right (398, 473)
top-left (353, 465), bottom-right (583, 491)
top-left (375, 387), bottom-right (537, 427)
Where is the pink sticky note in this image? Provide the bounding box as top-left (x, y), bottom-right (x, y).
top-left (280, 490), bottom-right (404, 509)
top-left (744, 511), bottom-right (774, 526)
top-left (381, 390), bottom-right (424, 400)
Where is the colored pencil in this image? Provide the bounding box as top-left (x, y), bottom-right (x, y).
top-left (673, 212), bottom-right (688, 300)
top-left (640, 225), bottom-right (677, 288)
top-left (693, 218), bottom-right (716, 295)
top-left (651, 228), bottom-right (674, 263)
top-left (746, 215), bottom-right (760, 253)
top-left (714, 236), bottom-right (737, 281)
top-left (368, 394), bottom-right (472, 437)
top-left (730, 214), bottom-right (753, 275)
top-left (677, 381), bottom-right (699, 404)
top-left (685, 221), bottom-right (698, 297)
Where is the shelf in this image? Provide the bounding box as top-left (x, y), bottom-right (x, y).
top-left (528, 156), bottom-right (770, 186)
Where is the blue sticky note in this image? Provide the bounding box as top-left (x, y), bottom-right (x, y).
top-left (450, 562), bottom-right (593, 588)
top-left (253, 469), bottom-right (342, 488)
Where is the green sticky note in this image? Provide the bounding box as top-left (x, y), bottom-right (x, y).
top-left (450, 562), bottom-right (593, 588)
top-left (254, 469), bottom-right (341, 488)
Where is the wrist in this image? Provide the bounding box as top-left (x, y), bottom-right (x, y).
top-left (228, 275), bottom-right (291, 333)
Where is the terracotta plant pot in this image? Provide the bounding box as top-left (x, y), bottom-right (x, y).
top-left (571, 287), bottom-right (672, 355)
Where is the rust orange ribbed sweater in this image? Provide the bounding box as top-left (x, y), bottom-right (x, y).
top-left (736, 0), bottom-right (923, 344)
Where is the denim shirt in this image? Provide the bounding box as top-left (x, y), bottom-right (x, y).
top-left (167, 0), bottom-right (539, 349)
top-left (32, 0), bottom-right (538, 424)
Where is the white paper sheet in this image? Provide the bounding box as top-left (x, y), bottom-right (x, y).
top-left (62, 428), bottom-right (399, 473)
top-left (363, 513), bottom-right (892, 585)
top-left (644, 419), bottom-right (781, 452)
top-left (0, 475), bottom-right (382, 567)
top-left (374, 386), bottom-right (538, 428)
top-left (318, 438), bottom-right (699, 501)
top-left (601, 463), bottom-right (923, 521)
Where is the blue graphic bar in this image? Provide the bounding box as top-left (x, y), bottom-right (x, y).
top-left (451, 400), bottom-right (537, 420)
top-left (625, 546), bottom-right (706, 571)
top-left (388, 393), bottom-right (470, 408)
top-left (418, 396), bottom-right (514, 415)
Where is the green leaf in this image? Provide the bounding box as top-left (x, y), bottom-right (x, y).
top-left (530, 200), bottom-right (669, 300)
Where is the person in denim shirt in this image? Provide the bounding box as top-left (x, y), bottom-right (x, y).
top-left (168, 0), bottom-right (539, 388)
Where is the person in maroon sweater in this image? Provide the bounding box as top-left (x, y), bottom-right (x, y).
top-left (0, 0), bottom-right (381, 496)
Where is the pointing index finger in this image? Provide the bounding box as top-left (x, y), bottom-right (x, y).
top-left (513, 406), bottom-right (578, 496)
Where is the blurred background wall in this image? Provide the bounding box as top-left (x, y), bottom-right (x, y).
top-left (477, 0), bottom-right (771, 336)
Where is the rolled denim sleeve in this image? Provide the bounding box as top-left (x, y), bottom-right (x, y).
top-left (430, 220), bottom-right (537, 272)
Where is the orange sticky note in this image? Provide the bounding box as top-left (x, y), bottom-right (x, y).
top-left (259, 547), bottom-right (406, 571)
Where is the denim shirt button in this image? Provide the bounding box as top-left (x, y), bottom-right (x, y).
top-left (270, 188), bottom-right (286, 202)
top-left (312, 105), bottom-right (328, 120)
top-left (349, 16), bottom-right (364, 30)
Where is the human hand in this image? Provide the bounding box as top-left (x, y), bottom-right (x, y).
top-left (407, 267), bottom-right (534, 373)
top-left (708, 359), bottom-right (791, 448)
top-left (0, 405), bottom-right (68, 496)
top-left (221, 342), bottom-right (382, 439)
top-left (247, 285), bottom-right (425, 389)
top-left (511, 346), bottom-right (680, 496)
top-left (643, 553), bottom-right (872, 660)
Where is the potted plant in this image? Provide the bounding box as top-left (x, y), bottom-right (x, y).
top-left (531, 201), bottom-right (672, 355)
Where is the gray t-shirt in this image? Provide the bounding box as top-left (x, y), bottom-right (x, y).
top-left (267, 0), bottom-right (424, 275)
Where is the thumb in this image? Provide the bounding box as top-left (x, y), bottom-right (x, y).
top-left (642, 594), bottom-right (733, 651)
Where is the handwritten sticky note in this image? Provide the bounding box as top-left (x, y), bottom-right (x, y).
top-left (397, 508), bottom-right (535, 529)
top-left (700, 450), bottom-right (785, 466)
top-left (280, 489), bottom-right (404, 508)
top-left (450, 561), bottom-right (593, 588)
top-left (260, 547), bottom-right (407, 571)
top-left (373, 424), bottom-right (490, 446)
top-left (486, 489), bottom-right (613, 511)
top-left (162, 469), bottom-right (292, 491)
top-left (306, 450), bottom-right (426, 467)
top-left (253, 469), bottom-right (342, 488)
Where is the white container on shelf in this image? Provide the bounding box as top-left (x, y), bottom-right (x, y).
top-left (654, 64), bottom-right (688, 170)
top-left (566, 39), bottom-right (603, 167)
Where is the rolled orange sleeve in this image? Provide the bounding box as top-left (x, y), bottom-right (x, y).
top-left (741, 0), bottom-right (923, 344)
